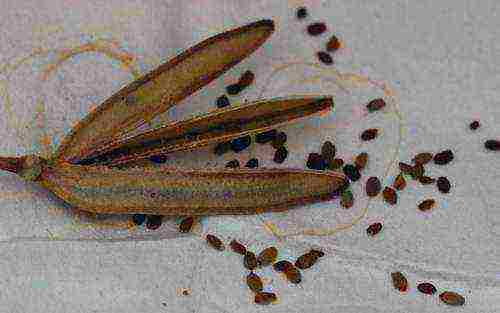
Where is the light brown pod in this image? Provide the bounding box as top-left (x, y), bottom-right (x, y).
top-left (206, 234), bottom-right (224, 251)
top-left (354, 152), bottom-right (368, 170)
top-left (383, 187), bottom-right (397, 205)
top-left (391, 272), bottom-right (408, 292)
top-left (244, 251), bottom-right (258, 270)
top-left (413, 152), bottom-right (433, 165)
top-left (230, 239), bottom-right (247, 255)
top-left (257, 247), bottom-right (278, 267)
top-left (295, 251), bottom-right (321, 269)
top-left (254, 292), bottom-right (277, 305)
top-left (393, 173), bottom-right (406, 191)
top-left (418, 199), bottom-right (436, 211)
top-left (179, 216), bottom-right (194, 233)
top-left (366, 177), bottom-right (382, 197)
top-left (439, 291), bottom-right (465, 306)
top-left (246, 272), bottom-right (263, 293)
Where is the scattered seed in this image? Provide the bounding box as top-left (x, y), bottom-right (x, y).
top-left (254, 292), bottom-right (277, 305)
top-left (418, 176), bottom-right (435, 185)
top-left (354, 152), bottom-right (369, 170)
top-left (273, 260), bottom-right (294, 272)
top-left (413, 152), bottom-right (433, 165)
top-left (238, 70), bottom-right (255, 88)
top-left (179, 216), bottom-right (194, 233)
top-left (226, 159), bottom-right (240, 169)
top-left (245, 158), bottom-right (259, 168)
top-left (307, 153), bottom-right (327, 170)
top-left (307, 22), bottom-right (327, 36)
top-left (214, 141), bottom-right (231, 156)
top-left (231, 136), bottom-right (252, 153)
top-left (132, 214), bottom-right (146, 226)
top-left (226, 83), bottom-right (242, 95)
top-left (246, 272), bottom-right (264, 293)
top-left (433, 149), bottom-right (454, 165)
top-left (399, 162), bottom-right (414, 174)
top-left (244, 251), bottom-right (258, 270)
top-left (215, 95), bottom-right (230, 108)
top-left (295, 251), bottom-right (321, 269)
top-left (382, 187), bottom-right (397, 205)
top-left (340, 189), bottom-right (354, 209)
top-left (436, 176), bottom-right (451, 193)
top-left (206, 234), bottom-right (224, 251)
top-left (360, 128), bottom-right (379, 141)
top-left (411, 164), bottom-right (425, 179)
top-left (284, 265), bottom-right (302, 284)
top-left (255, 129), bottom-right (277, 144)
top-left (317, 51), bottom-right (333, 65)
top-left (326, 34), bottom-right (341, 52)
top-left (418, 199), bottom-right (436, 212)
top-left (366, 98), bottom-right (386, 112)
top-left (273, 146), bottom-right (288, 164)
top-left (271, 131), bottom-right (287, 149)
top-left (149, 154), bottom-right (168, 164)
top-left (393, 173), bottom-right (407, 191)
top-left (230, 239), bottom-right (247, 255)
top-left (145, 215), bottom-right (163, 230)
top-left (485, 139), bottom-right (500, 151)
top-left (321, 141), bottom-right (336, 164)
top-left (469, 120), bottom-right (480, 130)
top-left (343, 164), bottom-right (361, 181)
top-left (417, 282), bottom-right (437, 295)
top-left (366, 177), bottom-right (382, 197)
top-left (296, 6), bottom-right (308, 19)
top-left (391, 272), bottom-right (408, 292)
top-left (366, 222), bottom-right (383, 236)
top-left (439, 291), bottom-right (465, 306)
top-left (328, 158), bottom-right (344, 170)
top-left (257, 247), bottom-right (278, 267)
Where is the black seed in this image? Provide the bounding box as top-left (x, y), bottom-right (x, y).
top-left (149, 154), bottom-right (168, 164)
top-left (245, 158), bottom-right (259, 168)
top-left (366, 98), bottom-right (386, 112)
top-left (132, 214), bottom-right (146, 226)
top-left (307, 153), bottom-right (326, 170)
top-left (417, 282), bottom-right (437, 295)
top-left (226, 159), bottom-right (240, 169)
top-left (436, 176), bottom-right (451, 193)
top-left (485, 139), bottom-right (500, 151)
top-left (366, 222), bottom-right (383, 236)
top-left (343, 164), bottom-right (361, 181)
top-left (274, 146), bottom-right (288, 164)
top-left (469, 120), bottom-right (480, 130)
top-left (326, 35), bottom-right (341, 52)
top-left (361, 128), bottom-right (379, 141)
top-left (307, 22), bottom-right (327, 36)
top-left (226, 83), bottom-right (242, 95)
top-left (296, 6), bottom-right (308, 19)
top-left (255, 129), bottom-right (277, 144)
top-left (317, 51), bottom-right (333, 65)
top-left (433, 149), bottom-right (454, 165)
top-left (271, 131), bottom-right (287, 149)
top-left (145, 215), bottom-right (163, 230)
top-left (230, 135), bottom-right (251, 153)
top-left (214, 141), bottom-right (231, 156)
top-left (215, 95), bottom-right (230, 108)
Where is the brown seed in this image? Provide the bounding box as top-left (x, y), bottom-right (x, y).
top-left (485, 139), bottom-right (500, 151)
top-left (309, 249), bottom-right (325, 258)
top-left (417, 282), bottom-right (437, 295)
top-left (391, 272), bottom-right (408, 292)
top-left (328, 158), bottom-right (344, 170)
top-left (354, 152), bottom-right (369, 170)
top-left (257, 247), bottom-right (278, 267)
top-left (399, 162), bottom-right (414, 174)
top-left (436, 176), bottom-right (451, 193)
top-left (295, 252), bottom-right (320, 269)
top-left (418, 176), bottom-right (435, 185)
top-left (433, 149), bottom-right (454, 165)
top-left (418, 199), bottom-right (436, 212)
top-left (360, 128), bottom-right (378, 141)
top-left (326, 34), bottom-right (341, 52)
top-left (206, 234), bottom-right (224, 251)
top-left (321, 141), bottom-right (336, 164)
top-left (317, 51), bottom-right (333, 65)
top-left (179, 216), bottom-right (194, 233)
top-left (439, 291), bottom-right (465, 306)
top-left (254, 292), bottom-right (277, 305)
top-left (366, 222), bottom-right (383, 236)
top-left (230, 239), bottom-right (247, 255)
top-left (469, 120), bottom-right (480, 130)
top-left (366, 98), bottom-right (386, 112)
top-left (411, 163), bottom-right (425, 179)
top-left (238, 70), bottom-right (255, 88)
top-left (284, 265), bottom-right (302, 284)
top-left (244, 251), bottom-right (258, 270)
top-left (382, 187), bottom-right (397, 205)
top-left (307, 22), bottom-right (327, 36)
top-left (366, 177), bottom-right (382, 197)
top-left (273, 260), bottom-right (293, 272)
top-left (246, 272), bottom-right (263, 293)
top-left (393, 173), bottom-right (406, 191)
top-left (413, 152), bottom-right (433, 165)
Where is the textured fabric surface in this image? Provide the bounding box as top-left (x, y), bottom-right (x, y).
top-left (0, 0), bottom-right (499, 312)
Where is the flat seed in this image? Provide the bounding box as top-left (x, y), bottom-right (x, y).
top-left (399, 162), bottom-right (414, 174)
top-left (439, 291), bottom-right (465, 306)
top-left (244, 251), bottom-right (258, 270)
top-left (343, 164), bottom-right (361, 181)
top-left (284, 265), bottom-right (302, 284)
top-left (307, 22), bottom-right (327, 36)
top-left (328, 158), bottom-right (344, 170)
top-left (317, 51), bottom-right (333, 65)
top-left (418, 199), bottom-right (436, 212)
top-left (366, 222), bottom-right (383, 236)
top-left (226, 83), bottom-right (242, 95)
top-left (215, 94), bottom-right (230, 108)
top-left (295, 252), bottom-right (320, 269)
top-left (326, 34), bottom-right (341, 52)
top-left (273, 260), bottom-right (294, 272)
top-left (257, 247), bottom-right (278, 267)
top-left (206, 234), bottom-right (224, 251)
top-left (230, 239), bottom-right (247, 255)
top-left (149, 154), bottom-right (168, 164)
top-left (214, 141), bottom-right (232, 156)
top-left (271, 131), bottom-right (287, 149)
top-left (255, 129), bottom-right (277, 144)
top-left (246, 272), bottom-right (263, 293)
top-left (145, 215), bottom-right (163, 230)
top-left (296, 6), bottom-right (308, 19)
top-left (382, 187), bottom-right (397, 205)
top-left (366, 177), bottom-right (382, 197)
top-left (360, 128), bottom-right (379, 141)
top-left (411, 164), bottom-right (425, 179)
top-left (307, 153), bottom-right (327, 170)
top-left (393, 173), bottom-right (406, 191)
top-left (231, 136), bottom-right (252, 153)
top-left (273, 146), bottom-right (288, 164)
top-left (413, 152), bottom-right (433, 165)
top-left (254, 292), bottom-right (277, 305)
top-left (418, 176), bottom-right (435, 185)
top-left (245, 158), bottom-right (259, 168)
top-left (436, 176), bottom-right (451, 193)
top-left (321, 141), bottom-right (336, 164)
top-left (132, 214), bottom-right (146, 226)
top-left (485, 139), bottom-right (500, 151)
top-left (366, 98), bottom-right (386, 112)
top-left (354, 152), bottom-right (369, 170)
top-left (179, 216), bottom-right (194, 233)
top-left (340, 189), bottom-right (354, 209)
top-left (226, 159), bottom-right (240, 168)
top-left (417, 282), bottom-right (437, 295)
top-left (433, 149), bottom-right (454, 165)
top-left (238, 70), bottom-right (255, 88)
top-left (469, 120), bottom-right (480, 130)
top-left (391, 272), bottom-right (408, 292)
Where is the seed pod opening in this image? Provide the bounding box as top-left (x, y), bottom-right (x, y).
top-left (436, 176), bottom-right (451, 193)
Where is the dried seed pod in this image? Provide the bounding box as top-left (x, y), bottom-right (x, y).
top-left (360, 128), bottom-right (379, 141)
top-left (273, 260), bottom-right (293, 272)
top-left (418, 176), bottom-right (435, 185)
top-left (366, 222), bottom-right (383, 236)
top-left (391, 272), bottom-right (408, 292)
top-left (307, 22), bottom-right (327, 36)
top-left (246, 272), bottom-right (263, 293)
top-left (321, 141), bottom-right (336, 164)
top-left (326, 34), bottom-right (341, 52)
top-left (354, 152), bottom-right (369, 170)
top-left (469, 120), bottom-right (480, 130)
top-left (255, 129), bottom-right (277, 144)
top-left (146, 215), bottom-right (163, 230)
top-left (214, 141), bottom-right (231, 156)
top-left (179, 216), bottom-right (194, 233)
top-left (393, 173), bottom-right (406, 191)
top-left (271, 131), bottom-right (287, 149)
top-left (418, 199), bottom-right (436, 211)
top-left (399, 162), bottom-right (414, 174)
top-left (433, 149), bottom-right (454, 165)
top-left (328, 158), bottom-right (344, 170)
top-left (439, 291), bottom-right (465, 306)
top-left (317, 51), bottom-right (333, 65)
top-left (411, 164), bottom-right (425, 179)
top-left (284, 265), bottom-right (302, 284)
top-left (238, 70), bottom-right (255, 88)
top-left (132, 214), bottom-right (146, 226)
top-left (244, 251), bottom-right (258, 270)
top-left (485, 139), bottom-right (500, 151)
top-left (366, 176), bottom-right (382, 197)
top-left (366, 98), bottom-right (386, 112)
top-left (382, 187), bottom-right (397, 205)
top-left (273, 146), bottom-right (288, 164)
top-left (225, 159), bottom-right (240, 168)
top-left (254, 292), bottom-right (277, 305)
top-left (231, 136), bottom-right (252, 153)
top-left (413, 152), bottom-right (433, 165)
top-left (245, 158), bottom-right (259, 168)
top-left (417, 282), bottom-right (437, 295)
top-left (343, 164), bottom-right (361, 181)
top-left (340, 189), bottom-right (354, 209)
top-left (436, 176), bottom-right (451, 193)
top-left (216, 95), bottom-right (230, 108)
top-left (206, 234), bottom-right (225, 251)
top-left (257, 247), bottom-right (278, 267)
top-left (296, 6), bottom-right (308, 19)
top-left (295, 251), bottom-right (321, 269)
top-left (226, 83), bottom-right (242, 95)
top-left (230, 239), bottom-right (247, 255)
top-left (307, 153), bottom-right (327, 170)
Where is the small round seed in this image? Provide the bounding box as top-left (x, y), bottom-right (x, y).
top-left (317, 51), bottom-right (333, 65)
top-left (295, 252), bottom-right (320, 269)
top-left (257, 247), bottom-right (278, 267)
top-left (244, 251), bottom-right (258, 270)
top-left (366, 222), bottom-right (383, 236)
top-left (307, 22), bottom-right (327, 36)
top-left (215, 95), bottom-right (230, 108)
top-left (307, 153), bottom-right (327, 170)
top-left (366, 98), bottom-right (386, 112)
top-left (321, 141), bottom-right (336, 164)
top-left (354, 152), bottom-right (369, 170)
top-left (246, 272), bottom-right (263, 293)
top-left (132, 214), bottom-right (146, 226)
top-left (326, 34), bottom-right (341, 52)
top-left (284, 265), bottom-right (302, 284)
top-left (214, 141), bottom-right (231, 156)
top-left (238, 70), bottom-right (255, 88)
top-left (418, 199), bottom-right (436, 212)
top-left (206, 234), bottom-right (224, 251)
top-left (179, 216), bottom-right (194, 233)
top-left (485, 139), bottom-right (500, 151)
top-left (328, 158), bottom-right (344, 170)
top-left (417, 282), bottom-right (437, 295)
top-left (382, 187), bottom-right (397, 205)
top-left (360, 128), bottom-right (379, 141)
top-left (439, 291), bottom-right (465, 306)
top-left (412, 152), bottom-right (433, 165)
top-left (433, 149), bottom-right (454, 165)
top-left (231, 136), bottom-right (252, 153)
top-left (254, 292), bottom-right (277, 305)
top-left (418, 176), bottom-right (435, 185)
top-left (343, 164), bottom-right (361, 181)
top-left (273, 260), bottom-right (293, 272)
top-left (273, 146), bottom-right (288, 164)
top-left (366, 176), bottom-right (382, 197)
top-left (271, 131), bottom-right (287, 149)
top-left (226, 83), bottom-right (242, 95)
top-left (145, 215), bottom-right (163, 230)
top-left (436, 176), bottom-right (451, 193)
top-left (296, 6), bottom-right (308, 19)
top-left (469, 120), bottom-right (480, 130)
top-left (391, 272), bottom-right (408, 292)
top-left (230, 239), bottom-right (247, 255)
top-left (393, 173), bottom-right (407, 191)
top-left (225, 159), bottom-right (240, 169)
top-left (255, 129), bottom-right (277, 144)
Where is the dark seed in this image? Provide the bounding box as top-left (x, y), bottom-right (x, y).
top-left (418, 199), bottom-right (436, 212)
top-left (214, 141), bottom-right (231, 156)
top-left (296, 6), bottom-right (308, 19)
top-left (399, 162), bottom-right (414, 174)
top-left (238, 70), bottom-right (255, 88)
top-left (382, 187), bottom-right (397, 205)
top-left (274, 146), bottom-right (288, 164)
top-left (391, 272), bottom-right (408, 292)
top-left (225, 159), bottom-right (240, 168)
top-left (246, 272), bottom-right (263, 293)
top-left (310, 249), bottom-right (325, 258)
top-left (393, 173), bottom-right (406, 191)
top-left (360, 128), bottom-right (379, 141)
top-left (295, 252), bottom-right (321, 269)
top-left (317, 51), bottom-right (333, 65)
top-left (328, 158), bottom-right (344, 170)
top-left (244, 251), bottom-right (258, 270)
top-left (271, 131), bottom-right (287, 149)
top-left (226, 83), bottom-right (242, 95)
top-left (340, 189), bottom-right (354, 209)
top-left (284, 265), bottom-right (302, 284)
top-left (255, 129), bottom-right (277, 144)
top-left (418, 176), bottom-right (435, 185)
top-left (254, 292), bottom-right (277, 305)
top-left (485, 139), bottom-right (500, 151)
top-left (417, 282), bottom-right (437, 295)
top-left (343, 164), bottom-right (361, 181)
top-left (257, 247), bottom-right (278, 267)
top-left (215, 94), bottom-right (230, 108)
top-left (307, 22), bottom-right (327, 36)
top-left (245, 158), bottom-right (259, 168)
top-left (439, 291), bottom-right (465, 306)
top-left (366, 222), bottom-right (383, 236)
top-left (307, 153), bottom-right (327, 170)
top-left (413, 152), bottom-right (433, 165)
top-left (179, 216), bottom-right (194, 233)
top-left (273, 260), bottom-right (294, 272)
top-left (366, 98), bottom-right (386, 112)
top-left (145, 215), bottom-right (163, 230)
top-left (354, 152), bottom-right (369, 170)
top-left (149, 154), bottom-right (168, 164)
top-left (411, 163), bottom-right (425, 179)
top-left (469, 120), bottom-right (480, 130)
top-left (436, 176), bottom-right (451, 193)
top-left (231, 136), bottom-right (252, 153)
top-left (230, 239), bottom-right (247, 255)
top-left (132, 214), bottom-right (146, 226)
top-left (326, 35), bottom-right (341, 52)
top-left (433, 149), bottom-right (454, 165)
top-left (206, 234), bottom-right (225, 251)
top-left (366, 177), bottom-right (382, 197)
top-left (321, 141), bottom-right (336, 164)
